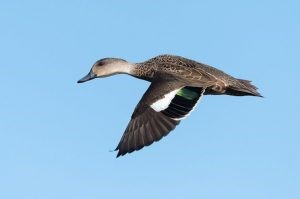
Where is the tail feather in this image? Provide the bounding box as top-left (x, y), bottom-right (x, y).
top-left (227, 79), bottom-right (262, 97)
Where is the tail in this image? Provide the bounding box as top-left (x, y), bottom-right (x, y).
top-left (226, 79), bottom-right (262, 97)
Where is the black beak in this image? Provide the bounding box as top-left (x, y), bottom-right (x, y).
top-left (77, 70), bottom-right (97, 83)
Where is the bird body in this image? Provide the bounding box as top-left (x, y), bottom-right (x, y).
top-left (132, 55), bottom-right (260, 96)
top-left (78, 54), bottom-right (261, 157)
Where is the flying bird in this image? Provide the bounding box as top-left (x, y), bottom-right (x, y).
top-left (78, 54), bottom-right (261, 157)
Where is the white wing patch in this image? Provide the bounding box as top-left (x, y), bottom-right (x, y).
top-left (150, 89), bottom-right (180, 112)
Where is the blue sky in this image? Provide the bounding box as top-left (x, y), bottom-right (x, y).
top-left (0, 0), bottom-right (299, 198)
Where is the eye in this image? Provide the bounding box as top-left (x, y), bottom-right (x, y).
top-left (96, 61), bottom-right (104, 67)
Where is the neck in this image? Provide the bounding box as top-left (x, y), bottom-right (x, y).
top-left (111, 61), bottom-right (136, 75)
top-left (110, 62), bottom-right (154, 81)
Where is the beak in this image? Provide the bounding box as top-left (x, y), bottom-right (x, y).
top-left (77, 70), bottom-right (97, 83)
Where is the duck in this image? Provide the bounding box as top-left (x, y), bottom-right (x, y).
top-left (78, 54), bottom-right (262, 157)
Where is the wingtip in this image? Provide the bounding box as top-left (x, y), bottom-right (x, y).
top-left (115, 146), bottom-right (125, 158)
top-left (116, 151), bottom-right (124, 158)
top-left (115, 147), bottom-right (121, 158)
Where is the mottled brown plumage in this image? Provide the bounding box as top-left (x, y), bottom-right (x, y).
top-left (133, 55), bottom-right (261, 97)
top-left (78, 54), bottom-right (262, 157)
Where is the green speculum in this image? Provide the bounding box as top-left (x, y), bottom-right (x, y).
top-left (176, 88), bottom-right (200, 100)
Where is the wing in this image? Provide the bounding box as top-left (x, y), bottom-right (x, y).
top-left (115, 75), bottom-right (205, 157)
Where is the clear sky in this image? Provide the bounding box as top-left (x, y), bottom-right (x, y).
top-left (0, 0), bottom-right (299, 198)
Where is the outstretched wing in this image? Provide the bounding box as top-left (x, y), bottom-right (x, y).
top-left (115, 76), bottom-right (205, 157)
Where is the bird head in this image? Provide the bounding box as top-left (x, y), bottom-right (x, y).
top-left (77, 58), bottom-right (129, 83)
